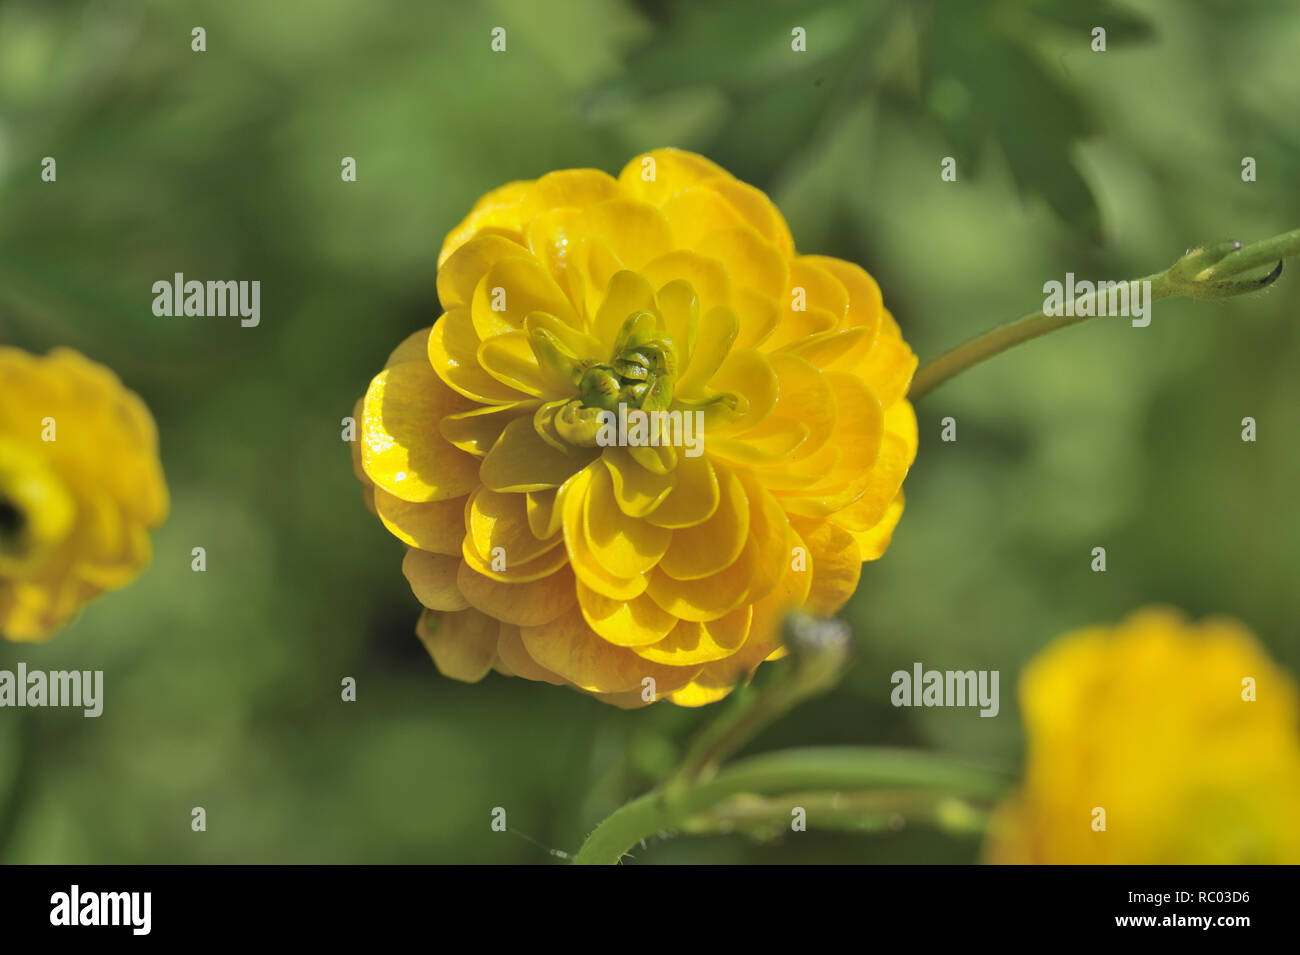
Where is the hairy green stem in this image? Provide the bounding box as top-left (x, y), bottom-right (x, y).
top-left (681, 789), bottom-right (991, 839)
top-left (573, 746), bottom-right (1010, 865)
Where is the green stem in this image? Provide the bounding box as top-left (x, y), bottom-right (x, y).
top-left (664, 613), bottom-right (852, 795)
top-left (0, 708), bottom-right (34, 862)
top-left (910, 271), bottom-right (1169, 398)
top-left (573, 746), bottom-right (1010, 865)
top-left (666, 668), bottom-right (823, 793)
top-left (681, 789), bottom-right (990, 839)
top-left (909, 226), bottom-right (1300, 399)
top-left (1201, 226), bottom-right (1300, 280)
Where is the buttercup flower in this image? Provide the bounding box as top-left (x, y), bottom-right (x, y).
top-left (0, 348), bottom-right (168, 641)
top-left (985, 607), bottom-right (1300, 863)
top-left (354, 148), bottom-right (916, 706)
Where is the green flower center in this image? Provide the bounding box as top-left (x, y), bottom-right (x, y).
top-left (576, 337), bottom-right (676, 414)
top-left (528, 299), bottom-right (748, 452)
top-left (536, 310), bottom-right (681, 447)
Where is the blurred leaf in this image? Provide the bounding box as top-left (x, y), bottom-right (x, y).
top-left (1026, 0), bottom-right (1157, 44)
top-left (923, 0), bottom-right (1101, 233)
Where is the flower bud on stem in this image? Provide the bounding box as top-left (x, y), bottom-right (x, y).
top-left (909, 226), bottom-right (1300, 399)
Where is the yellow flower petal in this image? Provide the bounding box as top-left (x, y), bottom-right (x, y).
top-left (769, 372), bottom-right (882, 496)
top-left (533, 168), bottom-right (621, 210)
top-left (704, 347), bottom-right (778, 434)
top-left (667, 678), bottom-right (737, 708)
top-left (437, 232), bottom-right (532, 308)
top-left (661, 186), bottom-right (746, 247)
top-left (633, 605), bottom-right (752, 666)
top-left (477, 331), bottom-right (551, 397)
top-left (655, 278), bottom-right (699, 367)
top-left (708, 426), bottom-right (808, 467)
top-left (601, 446), bottom-right (677, 518)
top-left (841, 491), bottom-right (905, 561)
top-left (383, 326), bottom-right (433, 368)
top-left (495, 622), bottom-right (567, 685)
top-left (427, 308), bottom-right (527, 404)
top-left (644, 453), bottom-right (719, 529)
top-left (856, 308), bottom-right (917, 408)
top-left (361, 361), bottom-right (481, 502)
top-left (576, 581), bottom-right (678, 647)
top-left (479, 416), bottom-right (596, 492)
top-left (461, 532), bottom-right (570, 583)
top-left (775, 325), bottom-right (871, 369)
top-left (525, 207), bottom-right (591, 318)
top-left (526, 488), bottom-right (562, 540)
top-left (617, 147), bottom-right (733, 206)
top-left (732, 286), bottom-right (782, 349)
top-left (788, 517), bottom-right (861, 616)
top-left (646, 479), bottom-right (787, 623)
top-left (579, 198), bottom-right (674, 271)
top-left (804, 255), bottom-right (882, 343)
top-left (439, 402), bottom-right (536, 457)
top-left (456, 560), bottom-right (575, 627)
top-left (582, 463), bottom-right (671, 578)
top-left (676, 305), bottom-right (738, 397)
top-left (403, 549), bottom-right (469, 611)
top-left (467, 486), bottom-right (561, 567)
top-left (658, 464), bottom-right (748, 580)
top-left (697, 225), bottom-right (788, 299)
top-left (416, 608), bottom-right (499, 682)
top-left (832, 400), bottom-right (915, 529)
top-left (641, 251), bottom-right (732, 319)
top-left (593, 270), bottom-right (658, 352)
top-left (471, 256), bottom-right (580, 342)
top-left (561, 465), bottom-right (648, 600)
top-left (519, 605), bottom-right (694, 694)
top-left (707, 178), bottom-right (795, 255)
top-left (439, 180), bottom-right (533, 262)
top-left (374, 488), bottom-right (466, 555)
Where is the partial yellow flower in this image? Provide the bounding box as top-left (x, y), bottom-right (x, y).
top-left (355, 148), bottom-right (917, 706)
top-left (985, 607), bottom-right (1300, 863)
top-left (0, 348), bottom-right (168, 641)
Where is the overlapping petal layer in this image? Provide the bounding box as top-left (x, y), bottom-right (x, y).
top-left (356, 149), bottom-right (917, 706)
top-left (0, 348), bottom-right (168, 641)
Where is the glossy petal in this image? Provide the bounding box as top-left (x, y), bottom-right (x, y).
top-left (582, 463), bottom-right (672, 578)
top-left (361, 361), bottom-right (480, 502)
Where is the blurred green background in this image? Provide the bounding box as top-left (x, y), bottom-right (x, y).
top-left (1, 0), bottom-right (1297, 864)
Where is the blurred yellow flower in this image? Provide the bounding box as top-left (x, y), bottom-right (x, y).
top-left (985, 607), bottom-right (1300, 863)
top-left (0, 348), bottom-right (168, 641)
top-left (355, 148), bottom-right (916, 706)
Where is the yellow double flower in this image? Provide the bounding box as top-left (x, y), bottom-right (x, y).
top-left (353, 148), bottom-right (918, 706)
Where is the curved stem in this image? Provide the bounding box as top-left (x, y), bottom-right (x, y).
top-left (910, 271), bottom-right (1169, 399)
top-left (573, 746), bottom-right (1010, 865)
top-left (681, 789), bottom-right (990, 838)
top-left (909, 225), bottom-right (1300, 400)
top-left (1201, 227), bottom-right (1300, 280)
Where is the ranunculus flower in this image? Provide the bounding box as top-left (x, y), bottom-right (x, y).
top-left (0, 348), bottom-right (168, 641)
top-left (354, 148), bottom-right (916, 706)
top-left (985, 607), bottom-right (1300, 863)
